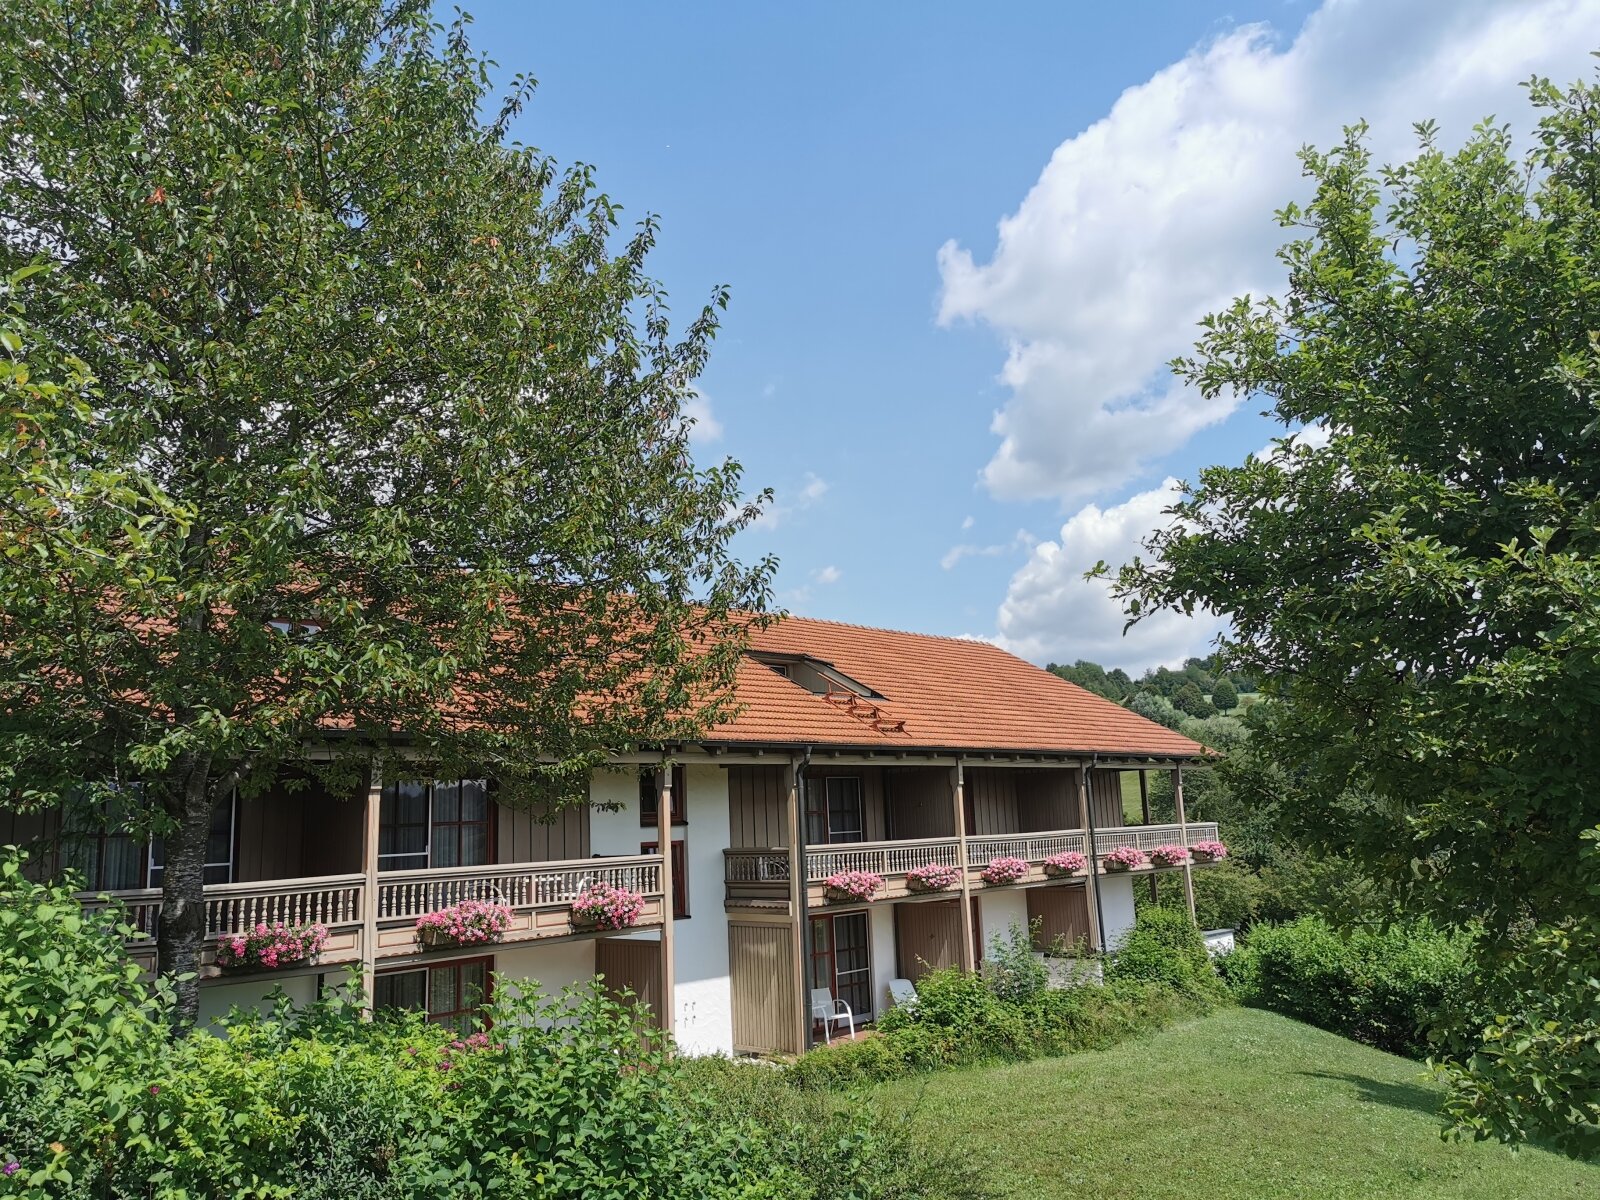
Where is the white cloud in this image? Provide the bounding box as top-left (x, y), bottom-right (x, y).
top-left (960, 515), bottom-right (975, 530)
top-left (813, 564), bottom-right (842, 585)
top-left (681, 391), bottom-right (722, 445)
top-left (940, 529), bottom-right (1038, 571)
top-left (996, 481), bottom-right (1228, 673)
top-left (750, 471), bottom-right (831, 530)
top-left (940, 0), bottom-right (1600, 504)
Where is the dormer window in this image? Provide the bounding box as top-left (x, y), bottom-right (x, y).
top-left (749, 652), bottom-right (882, 700)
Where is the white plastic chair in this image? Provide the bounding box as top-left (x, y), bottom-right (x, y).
top-left (886, 978), bottom-right (918, 1011)
top-left (810, 988), bottom-right (855, 1043)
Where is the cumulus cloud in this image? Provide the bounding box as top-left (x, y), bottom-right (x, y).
top-left (996, 481), bottom-right (1227, 672)
top-left (813, 564), bottom-right (842, 585)
top-left (940, 0), bottom-right (1600, 504)
top-left (940, 529), bottom-right (1038, 571)
top-left (681, 391), bottom-right (723, 445)
top-left (750, 471), bottom-right (830, 530)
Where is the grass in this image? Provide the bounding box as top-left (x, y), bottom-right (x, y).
top-left (871, 1007), bottom-right (1598, 1199)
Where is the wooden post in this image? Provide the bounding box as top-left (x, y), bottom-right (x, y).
top-left (953, 762), bottom-right (976, 969)
top-left (359, 764), bottom-right (383, 1016)
top-left (1174, 764), bottom-right (1196, 923)
top-left (1081, 762), bottom-right (1107, 952)
top-left (657, 758), bottom-right (676, 1038)
top-left (786, 754), bottom-right (809, 1054)
top-left (1140, 769), bottom-right (1156, 905)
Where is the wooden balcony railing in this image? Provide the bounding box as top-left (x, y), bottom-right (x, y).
top-left (805, 837), bottom-right (961, 883)
top-left (82, 873), bottom-right (366, 938)
top-left (375, 856), bottom-right (663, 922)
top-left (1091, 822), bottom-right (1220, 856)
top-left (967, 829), bottom-right (1087, 868)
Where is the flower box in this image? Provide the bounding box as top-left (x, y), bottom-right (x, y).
top-left (1149, 844), bottom-right (1190, 868)
top-left (823, 870), bottom-right (884, 904)
top-left (1042, 851), bottom-right (1088, 877)
top-left (905, 863), bottom-right (961, 893)
top-left (1190, 840), bottom-right (1229, 863)
top-left (571, 882), bottom-right (647, 930)
top-left (980, 856), bottom-right (1029, 886)
top-left (215, 921), bottom-right (327, 972)
top-left (1101, 846), bottom-right (1147, 872)
top-left (416, 899), bottom-right (513, 948)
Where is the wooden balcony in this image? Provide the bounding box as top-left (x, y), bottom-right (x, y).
top-left (81, 854), bottom-right (665, 979)
top-left (725, 821), bottom-right (1223, 910)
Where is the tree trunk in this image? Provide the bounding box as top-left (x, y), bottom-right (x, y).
top-left (156, 765), bottom-right (214, 1028)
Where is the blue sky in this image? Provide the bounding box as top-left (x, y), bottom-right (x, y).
top-left (463, 0), bottom-right (1600, 672)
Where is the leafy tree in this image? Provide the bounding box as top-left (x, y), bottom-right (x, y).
top-left (1128, 691), bottom-right (1183, 731)
top-left (1170, 680), bottom-right (1214, 718)
top-left (1046, 659), bottom-right (1130, 702)
top-left (1109, 67), bottom-right (1600, 1147)
top-left (0, 1), bottom-right (772, 1024)
top-left (1210, 678), bottom-right (1238, 712)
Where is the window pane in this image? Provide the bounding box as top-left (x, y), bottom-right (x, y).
top-left (432, 781), bottom-right (460, 824)
top-left (639, 772), bottom-right (659, 826)
top-left (432, 831), bottom-right (460, 868)
top-left (459, 822), bottom-right (487, 867)
top-left (460, 962), bottom-right (488, 1011)
top-left (459, 780), bottom-right (488, 822)
top-left (375, 970), bottom-right (427, 1013)
top-left (428, 966), bottom-right (458, 1016)
top-left (101, 834), bottom-right (142, 890)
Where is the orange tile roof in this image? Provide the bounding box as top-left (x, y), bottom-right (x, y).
top-left (703, 615), bottom-right (1205, 758)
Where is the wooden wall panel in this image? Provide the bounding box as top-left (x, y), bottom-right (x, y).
top-left (965, 768), bottom-right (1020, 835)
top-left (894, 899), bottom-right (962, 982)
top-left (300, 783), bottom-right (365, 878)
top-left (882, 768), bottom-right (953, 840)
top-left (596, 937), bottom-right (663, 1030)
top-left (497, 800), bottom-right (591, 864)
top-left (0, 809), bottom-right (61, 880)
top-left (726, 765), bottom-right (788, 849)
top-left (1089, 769), bottom-right (1125, 830)
top-left (1028, 884), bottom-right (1092, 952)
top-left (1015, 769), bottom-right (1077, 831)
top-left (728, 922), bottom-right (798, 1055)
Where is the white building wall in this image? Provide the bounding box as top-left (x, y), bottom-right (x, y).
top-left (198, 972), bottom-right (317, 1029)
top-left (588, 762), bottom-right (734, 1056)
top-left (1098, 874), bottom-right (1138, 949)
top-left (977, 889), bottom-right (1030, 956)
top-left (494, 939), bottom-right (597, 1006)
top-left (868, 902), bottom-right (897, 1020)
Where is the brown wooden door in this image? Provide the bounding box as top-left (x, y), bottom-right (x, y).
top-left (894, 899), bottom-right (963, 982)
top-left (1027, 884), bottom-right (1092, 953)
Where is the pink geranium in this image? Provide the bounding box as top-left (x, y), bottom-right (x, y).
top-left (416, 899), bottom-right (513, 946)
top-left (823, 870), bottom-right (884, 903)
top-left (1190, 840), bottom-right (1229, 861)
top-left (215, 920), bottom-right (327, 969)
top-left (1101, 846), bottom-right (1147, 871)
top-left (571, 881), bottom-right (647, 929)
top-left (1150, 844), bottom-right (1190, 867)
top-left (980, 856), bottom-right (1029, 885)
top-left (905, 863), bottom-right (961, 892)
top-left (1042, 851), bottom-right (1087, 876)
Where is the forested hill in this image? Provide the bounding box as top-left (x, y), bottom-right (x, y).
top-left (1043, 654), bottom-right (1255, 728)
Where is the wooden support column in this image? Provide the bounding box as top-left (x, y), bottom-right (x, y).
top-left (359, 764), bottom-right (383, 1015)
top-left (953, 762), bottom-right (976, 970)
top-left (786, 754), bottom-right (809, 1054)
top-left (1174, 764), bottom-right (1196, 923)
top-left (1140, 769), bottom-right (1156, 904)
top-left (1081, 762), bottom-right (1107, 952)
top-left (656, 758), bottom-right (676, 1038)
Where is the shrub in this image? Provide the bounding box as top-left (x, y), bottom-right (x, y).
top-left (978, 856), bottom-right (1028, 885)
top-left (1138, 859), bottom-right (1263, 931)
top-left (1106, 907), bottom-right (1219, 998)
top-left (415, 898), bottom-right (513, 946)
top-left (215, 919), bottom-right (329, 968)
top-left (1222, 915), bottom-right (1471, 1057)
top-left (570, 881), bottom-right (647, 929)
top-left (1210, 679), bottom-right (1239, 711)
top-left (982, 921), bottom-right (1048, 1006)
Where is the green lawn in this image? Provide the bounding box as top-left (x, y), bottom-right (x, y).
top-left (873, 1007), bottom-right (1598, 1199)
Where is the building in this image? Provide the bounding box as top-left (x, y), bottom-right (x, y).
top-left (2, 615), bottom-right (1214, 1055)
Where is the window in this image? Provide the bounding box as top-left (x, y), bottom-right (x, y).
top-left (378, 779), bottom-right (492, 872)
top-left (806, 776), bottom-right (864, 845)
top-left (61, 785), bottom-right (147, 892)
top-left (810, 912), bottom-right (871, 1021)
top-left (638, 766), bottom-right (686, 828)
top-left (149, 791), bottom-right (237, 887)
top-left (374, 956), bottom-right (492, 1035)
top-left (641, 838), bottom-right (689, 919)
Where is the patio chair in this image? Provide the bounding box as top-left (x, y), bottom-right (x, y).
top-left (810, 988), bottom-right (855, 1043)
top-left (886, 978), bottom-right (918, 1012)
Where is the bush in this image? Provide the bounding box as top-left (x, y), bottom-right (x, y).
top-left (1210, 679), bottom-right (1238, 711)
top-left (1137, 859), bottom-right (1264, 931)
top-left (1105, 907), bottom-right (1220, 998)
top-left (981, 922), bottom-right (1048, 1006)
top-left (1222, 915), bottom-right (1471, 1058)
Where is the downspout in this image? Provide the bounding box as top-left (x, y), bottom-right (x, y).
top-left (789, 747), bottom-right (812, 1054)
top-left (1082, 755), bottom-right (1108, 954)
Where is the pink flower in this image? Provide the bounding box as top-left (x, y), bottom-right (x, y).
top-left (1102, 846), bottom-right (1147, 870)
top-left (822, 871), bottom-right (884, 903)
top-left (1191, 840), bottom-right (1229, 860)
top-left (1150, 844), bottom-right (1189, 867)
top-left (980, 856), bottom-right (1029, 885)
top-left (1043, 851), bottom-right (1086, 875)
top-left (905, 863), bottom-right (960, 892)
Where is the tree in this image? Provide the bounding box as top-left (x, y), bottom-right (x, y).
top-left (1210, 678), bottom-right (1238, 712)
top-left (1128, 691), bottom-right (1182, 731)
top-left (1046, 659), bottom-right (1129, 702)
top-left (0, 1), bottom-right (773, 1025)
top-left (1109, 67), bottom-right (1600, 1147)
top-left (1170, 681), bottom-right (1214, 719)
